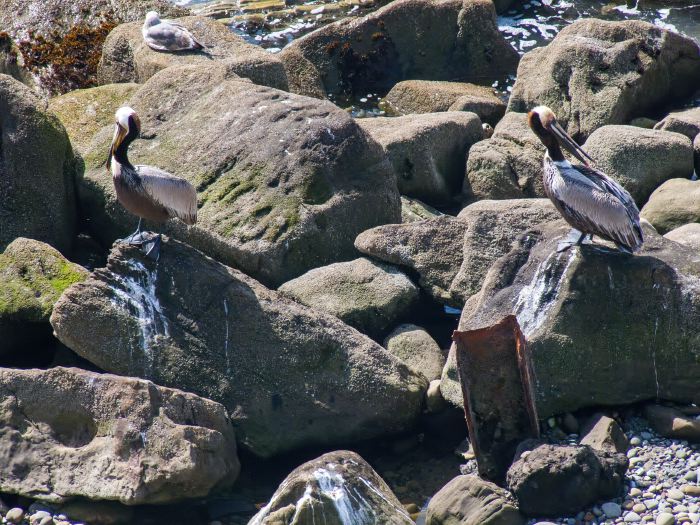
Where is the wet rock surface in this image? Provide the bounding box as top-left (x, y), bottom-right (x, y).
top-left (0, 74), bottom-right (77, 253)
top-left (278, 257), bottom-right (420, 337)
top-left (280, 0), bottom-right (518, 98)
top-left (0, 366), bottom-right (239, 504)
top-left (358, 111), bottom-right (483, 205)
top-left (98, 16), bottom-right (288, 90)
top-left (382, 80), bottom-right (506, 125)
top-left (457, 221), bottom-right (700, 416)
top-left (508, 19), bottom-right (700, 141)
top-left (463, 112), bottom-right (546, 201)
top-left (507, 441), bottom-right (628, 517)
top-left (582, 126), bottom-right (693, 205)
top-left (79, 62), bottom-right (399, 287)
top-left (50, 238), bottom-right (426, 458)
top-left (426, 474), bottom-right (525, 525)
top-left (249, 450), bottom-right (414, 525)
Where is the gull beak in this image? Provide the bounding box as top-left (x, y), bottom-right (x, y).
top-left (549, 120), bottom-right (594, 166)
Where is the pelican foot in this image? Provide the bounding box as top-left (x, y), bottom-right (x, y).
top-left (144, 234), bottom-right (162, 262)
top-left (117, 231), bottom-right (153, 246)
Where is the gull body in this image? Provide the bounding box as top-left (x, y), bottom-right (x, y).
top-left (108, 107), bottom-right (197, 241)
top-left (528, 106), bottom-right (643, 253)
top-left (142, 11), bottom-right (204, 52)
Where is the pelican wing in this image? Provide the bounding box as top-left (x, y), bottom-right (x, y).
top-left (550, 163), bottom-right (643, 251)
top-left (135, 165), bottom-right (197, 225)
top-left (143, 22), bottom-right (202, 51)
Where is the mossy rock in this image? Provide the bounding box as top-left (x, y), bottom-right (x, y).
top-left (49, 83), bottom-right (139, 155)
top-left (0, 238), bottom-right (87, 355)
top-left (79, 62), bottom-right (399, 286)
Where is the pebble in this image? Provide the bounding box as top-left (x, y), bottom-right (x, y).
top-left (631, 488), bottom-right (643, 497)
top-left (631, 437), bottom-right (642, 446)
top-left (658, 513), bottom-right (676, 525)
top-left (5, 509), bottom-right (24, 524)
top-left (603, 502), bottom-right (623, 518)
top-left (669, 489), bottom-right (686, 501)
top-left (626, 512), bottom-right (643, 522)
top-left (633, 504), bottom-right (647, 513)
top-left (682, 485), bottom-right (700, 497)
top-left (685, 472), bottom-right (698, 482)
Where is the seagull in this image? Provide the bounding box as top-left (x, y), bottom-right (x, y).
top-left (528, 106), bottom-right (643, 254)
top-left (142, 11), bottom-right (205, 52)
top-left (108, 106), bottom-right (197, 258)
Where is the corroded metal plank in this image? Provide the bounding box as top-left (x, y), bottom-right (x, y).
top-left (453, 314), bottom-right (539, 483)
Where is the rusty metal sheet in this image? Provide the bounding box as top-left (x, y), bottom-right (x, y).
top-left (453, 314), bottom-right (539, 483)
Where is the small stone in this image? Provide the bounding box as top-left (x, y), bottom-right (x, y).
top-left (625, 501), bottom-right (636, 510)
top-left (600, 501), bottom-right (622, 518)
top-left (658, 513), bottom-right (676, 525)
top-left (634, 504), bottom-right (647, 513)
top-left (682, 486), bottom-right (700, 497)
top-left (641, 432), bottom-right (653, 440)
top-left (631, 488), bottom-right (643, 497)
top-left (37, 517), bottom-right (53, 525)
top-left (625, 512), bottom-right (642, 522)
top-left (688, 514), bottom-right (700, 524)
top-left (5, 509), bottom-right (24, 524)
top-left (685, 472), bottom-right (698, 482)
top-left (669, 489), bottom-right (686, 501)
top-left (631, 437), bottom-right (642, 446)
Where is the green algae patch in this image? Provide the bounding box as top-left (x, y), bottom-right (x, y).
top-left (0, 238), bottom-right (88, 322)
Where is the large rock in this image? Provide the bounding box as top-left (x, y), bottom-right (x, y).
top-left (279, 0), bottom-right (518, 98)
top-left (358, 112), bottom-right (483, 205)
top-left (50, 239), bottom-right (426, 458)
top-left (580, 414), bottom-right (629, 454)
top-left (278, 257), bottom-right (419, 338)
top-left (664, 223), bottom-right (700, 251)
top-left (78, 62), bottom-right (400, 287)
top-left (644, 404), bottom-right (700, 442)
top-left (401, 196), bottom-right (443, 223)
top-left (641, 178), bottom-right (700, 234)
top-left (381, 80), bottom-right (506, 125)
top-left (654, 107), bottom-right (700, 140)
top-left (506, 442), bottom-right (627, 517)
top-left (98, 16), bottom-right (288, 90)
top-left (463, 112), bottom-right (546, 201)
top-left (508, 19), bottom-right (700, 141)
top-left (249, 451), bottom-right (413, 525)
top-left (426, 475), bottom-right (525, 525)
top-left (384, 324), bottom-right (445, 382)
top-left (0, 74), bottom-right (77, 252)
top-left (0, 238), bottom-right (87, 356)
top-left (0, 366), bottom-right (239, 504)
top-left (582, 125), bottom-right (693, 205)
top-left (355, 215), bottom-right (469, 306)
top-left (0, 0), bottom-right (187, 94)
top-left (0, 33), bottom-right (33, 87)
top-left (49, 83), bottom-right (139, 155)
top-left (455, 220), bottom-right (700, 417)
top-left (449, 198), bottom-right (560, 305)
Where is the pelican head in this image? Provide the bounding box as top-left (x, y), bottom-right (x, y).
top-left (528, 105), bottom-right (593, 166)
top-left (144, 11), bottom-right (161, 28)
top-left (108, 107), bottom-right (141, 170)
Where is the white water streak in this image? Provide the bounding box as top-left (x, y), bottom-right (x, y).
top-left (109, 261), bottom-right (169, 374)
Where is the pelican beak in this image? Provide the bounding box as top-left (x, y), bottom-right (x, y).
top-left (106, 122), bottom-right (127, 171)
top-left (549, 120), bottom-right (594, 166)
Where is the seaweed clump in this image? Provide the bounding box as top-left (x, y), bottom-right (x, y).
top-left (18, 19), bottom-right (117, 95)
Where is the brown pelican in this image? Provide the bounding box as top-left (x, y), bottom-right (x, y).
top-left (528, 106), bottom-right (643, 253)
top-left (142, 11), bottom-right (204, 52)
top-left (108, 106), bottom-right (197, 256)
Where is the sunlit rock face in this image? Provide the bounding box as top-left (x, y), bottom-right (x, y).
top-left (50, 238), bottom-right (427, 458)
top-left (442, 221), bottom-right (700, 416)
top-left (249, 450), bottom-right (413, 525)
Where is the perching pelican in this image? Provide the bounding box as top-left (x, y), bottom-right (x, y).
top-left (528, 106), bottom-right (643, 253)
top-left (142, 11), bottom-right (204, 52)
top-left (108, 106), bottom-right (197, 256)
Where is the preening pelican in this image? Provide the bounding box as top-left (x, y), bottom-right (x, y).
top-left (528, 106), bottom-right (643, 254)
top-left (142, 11), bottom-right (204, 52)
top-left (108, 107), bottom-right (197, 256)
